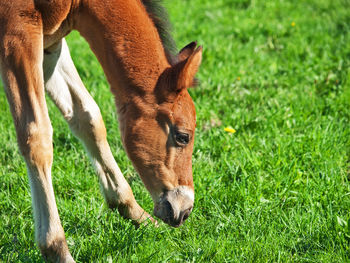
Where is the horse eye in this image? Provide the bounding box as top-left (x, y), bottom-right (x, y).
top-left (175, 131), bottom-right (190, 145)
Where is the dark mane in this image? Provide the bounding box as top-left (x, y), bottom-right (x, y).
top-left (141, 0), bottom-right (178, 65)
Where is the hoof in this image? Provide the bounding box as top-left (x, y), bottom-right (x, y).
top-left (136, 212), bottom-right (158, 227)
top-left (40, 238), bottom-right (74, 263)
top-left (116, 202), bottom-right (157, 227)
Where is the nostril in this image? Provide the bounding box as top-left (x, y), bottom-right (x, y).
top-left (183, 211), bottom-right (190, 221)
top-left (180, 206), bottom-right (193, 223)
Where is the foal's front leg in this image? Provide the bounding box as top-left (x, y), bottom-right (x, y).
top-left (0, 29), bottom-right (74, 261)
top-left (44, 39), bottom-right (153, 224)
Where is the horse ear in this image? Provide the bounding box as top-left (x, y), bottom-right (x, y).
top-left (176, 41), bottom-right (197, 62)
top-left (176, 46), bottom-right (202, 90)
top-left (161, 45), bottom-right (202, 99)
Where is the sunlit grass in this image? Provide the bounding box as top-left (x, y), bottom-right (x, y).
top-left (1, 0), bottom-right (350, 261)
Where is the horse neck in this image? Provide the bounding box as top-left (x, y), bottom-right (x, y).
top-left (74, 0), bottom-right (170, 109)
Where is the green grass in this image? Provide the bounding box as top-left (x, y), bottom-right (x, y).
top-left (1, 0), bottom-right (350, 261)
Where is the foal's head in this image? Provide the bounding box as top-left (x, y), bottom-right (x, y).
top-left (120, 43), bottom-right (202, 227)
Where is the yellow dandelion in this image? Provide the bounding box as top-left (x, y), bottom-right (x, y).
top-left (237, 76), bottom-right (241, 81)
top-left (224, 127), bottom-right (236, 133)
top-left (291, 21), bottom-right (296, 27)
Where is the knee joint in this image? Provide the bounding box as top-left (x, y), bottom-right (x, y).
top-left (18, 123), bottom-right (53, 164)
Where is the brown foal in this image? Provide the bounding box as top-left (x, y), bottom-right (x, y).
top-left (0, 0), bottom-right (202, 262)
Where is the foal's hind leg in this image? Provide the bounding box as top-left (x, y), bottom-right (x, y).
top-left (43, 39), bottom-right (153, 224)
top-left (0, 20), bottom-right (74, 262)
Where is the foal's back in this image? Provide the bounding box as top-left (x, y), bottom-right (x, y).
top-left (0, 0), bottom-right (76, 50)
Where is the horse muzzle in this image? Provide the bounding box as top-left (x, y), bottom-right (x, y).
top-left (153, 186), bottom-right (194, 227)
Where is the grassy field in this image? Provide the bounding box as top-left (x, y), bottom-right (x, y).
top-left (1, 0), bottom-right (350, 262)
